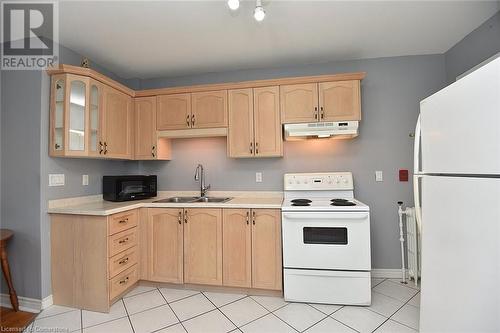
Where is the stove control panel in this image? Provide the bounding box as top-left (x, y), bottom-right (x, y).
top-left (284, 172), bottom-right (354, 191)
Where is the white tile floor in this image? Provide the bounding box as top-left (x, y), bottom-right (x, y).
top-left (24, 278), bottom-right (420, 333)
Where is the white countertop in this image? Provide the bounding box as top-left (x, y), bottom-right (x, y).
top-left (48, 191), bottom-right (284, 216)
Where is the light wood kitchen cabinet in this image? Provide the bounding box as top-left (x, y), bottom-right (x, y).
top-left (228, 88), bottom-right (254, 158)
top-left (223, 209), bottom-right (282, 290)
top-left (319, 80), bottom-right (361, 121)
top-left (157, 93), bottom-right (191, 130)
top-left (148, 208), bottom-right (184, 283)
top-left (51, 209), bottom-right (139, 313)
top-left (184, 208), bottom-right (223, 285)
top-left (281, 80), bottom-right (361, 123)
top-left (88, 79), bottom-right (104, 157)
top-left (191, 90), bottom-right (228, 128)
top-left (251, 209), bottom-right (282, 290)
top-left (223, 209), bottom-right (252, 288)
top-left (102, 86), bottom-right (134, 159)
top-left (134, 97), bottom-right (171, 160)
top-left (50, 74), bottom-right (91, 157)
top-left (228, 86), bottom-right (282, 158)
top-left (280, 83), bottom-right (319, 124)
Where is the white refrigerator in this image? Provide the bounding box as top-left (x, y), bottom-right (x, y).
top-left (415, 56), bottom-right (500, 332)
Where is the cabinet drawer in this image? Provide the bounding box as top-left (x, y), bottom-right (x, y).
top-left (109, 227), bottom-right (137, 257)
top-left (108, 210), bottom-right (138, 236)
top-left (109, 245), bottom-right (138, 278)
top-left (109, 264), bottom-right (138, 300)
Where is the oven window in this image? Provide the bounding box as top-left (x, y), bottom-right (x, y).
top-left (303, 227), bottom-right (348, 245)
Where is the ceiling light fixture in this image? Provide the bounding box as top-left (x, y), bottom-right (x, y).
top-left (227, 0), bottom-right (239, 11)
top-left (254, 0), bottom-right (265, 21)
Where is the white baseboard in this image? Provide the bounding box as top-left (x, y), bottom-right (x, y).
top-left (371, 268), bottom-right (408, 279)
top-left (41, 294), bottom-right (53, 309)
top-left (0, 293), bottom-right (41, 313)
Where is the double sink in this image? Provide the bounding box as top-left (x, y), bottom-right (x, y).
top-left (154, 196), bottom-right (232, 204)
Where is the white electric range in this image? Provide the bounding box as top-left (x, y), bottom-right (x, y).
top-left (281, 172), bottom-right (371, 305)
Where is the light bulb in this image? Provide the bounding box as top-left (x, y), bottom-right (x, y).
top-left (254, 5), bottom-right (265, 21)
top-left (227, 0), bottom-right (239, 10)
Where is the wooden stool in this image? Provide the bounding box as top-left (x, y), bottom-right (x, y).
top-left (0, 229), bottom-right (19, 311)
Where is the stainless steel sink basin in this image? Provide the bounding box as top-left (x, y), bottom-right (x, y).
top-left (154, 196), bottom-right (199, 203)
top-left (154, 196), bottom-right (232, 204)
top-left (194, 197), bottom-right (232, 203)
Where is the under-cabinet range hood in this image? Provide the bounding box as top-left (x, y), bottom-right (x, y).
top-left (284, 121), bottom-right (359, 140)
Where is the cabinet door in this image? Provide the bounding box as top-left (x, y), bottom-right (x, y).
top-left (88, 80), bottom-right (104, 157)
top-left (319, 80), bottom-right (361, 121)
top-left (157, 94), bottom-right (191, 130)
top-left (191, 90), bottom-right (228, 128)
top-left (251, 209), bottom-right (282, 290)
top-left (134, 97), bottom-right (156, 160)
top-left (102, 86), bottom-right (133, 159)
top-left (66, 75), bottom-right (90, 156)
top-left (49, 74), bottom-right (66, 156)
top-left (280, 83), bottom-right (319, 124)
top-left (253, 86), bottom-right (282, 157)
top-left (223, 209), bottom-right (251, 288)
top-left (184, 208), bottom-right (223, 285)
top-left (148, 208), bottom-right (184, 283)
top-left (228, 88), bottom-right (254, 158)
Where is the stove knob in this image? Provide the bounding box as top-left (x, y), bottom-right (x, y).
top-left (343, 179), bottom-right (348, 184)
top-left (335, 178), bottom-right (340, 183)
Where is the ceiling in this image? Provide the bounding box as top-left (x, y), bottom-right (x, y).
top-left (59, 1), bottom-right (499, 79)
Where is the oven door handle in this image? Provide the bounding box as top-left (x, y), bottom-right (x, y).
top-left (282, 213), bottom-right (369, 220)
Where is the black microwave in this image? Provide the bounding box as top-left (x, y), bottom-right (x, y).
top-left (103, 175), bottom-right (157, 202)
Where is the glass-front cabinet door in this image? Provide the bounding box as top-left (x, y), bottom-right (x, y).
top-left (88, 80), bottom-right (102, 156)
top-left (50, 74), bottom-right (90, 157)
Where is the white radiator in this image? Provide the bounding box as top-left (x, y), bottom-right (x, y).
top-left (405, 207), bottom-right (421, 281)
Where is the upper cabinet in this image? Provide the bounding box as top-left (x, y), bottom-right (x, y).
top-left (135, 97), bottom-right (171, 160)
top-left (319, 80), bottom-right (361, 121)
top-left (102, 86), bottom-right (134, 159)
top-left (157, 90), bottom-right (227, 130)
top-left (228, 86), bottom-right (282, 158)
top-left (281, 80), bottom-right (361, 124)
top-left (49, 72), bottom-right (134, 159)
top-left (280, 83), bottom-right (318, 124)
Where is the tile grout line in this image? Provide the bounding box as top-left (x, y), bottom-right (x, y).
top-left (370, 286), bottom-right (418, 333)
top-left (270, 311), bottom-right (301, 333)
top-left (249, 295), bottom-right (289, 313)
top-left (157, 287), bottom-right (189, 333)
top-left (329, 316), bottom-right (361, 333)
top-left (201, 291), bottom-right (248, 309)
top-left (159, 289), bottom-right (202, 304)
top-left (200, 291), bottom-right (240, 330)
top-left (122, 297), bottom-right (137, 333)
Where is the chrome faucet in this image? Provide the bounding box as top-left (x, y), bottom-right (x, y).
top-left (194, 164), bottom-right (211, 198)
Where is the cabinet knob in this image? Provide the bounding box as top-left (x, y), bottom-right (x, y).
top-left (178, 211), bottom-right (182, 225)
top-left (99, 141), bottom-right (103, 154)
top-left (184, 210), bottom-right (188, 224)
top-left (255, 142), bottom-right (259, 155)
top-left (118, 218), bottom-right (128, 224)
top-left (118, 237), bottom-right (129, 244)
top-left (152, 145), bottom-right (156, 158)
top-left (186, 115), bottom-right (190, 127)
top-left (191, 114), bottom-right (195, 127)
top-left (252, 211), bottom-right (256, 225)
top-left (103, 142), bottom-right (108, 154)
top-left (118, 257), bottom-right (129, 265)
top-left (54, 143), bottom-right (61, 149)
top-left (246, 211), bottom-right (249, 225)
top-left (320, 106), bottom-right (324, 119)
top-left (250, 142), bottom-right (253, 154)
top-left (119, 277), bottom-right (129, 285)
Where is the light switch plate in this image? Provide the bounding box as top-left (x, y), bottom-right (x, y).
top-left (256, 172), bottom-right (263, 183)
top-left (49, 174), bottom-right (65, 186)
top-left (375, 171), bottom-right (383, 182)
top-left (82, 174), bottom-right (89, 186)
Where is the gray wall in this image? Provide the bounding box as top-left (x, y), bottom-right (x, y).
top-left (445, 10), bottom-right (500, 83)
top-left (140, 55), bottom-right (447, 270)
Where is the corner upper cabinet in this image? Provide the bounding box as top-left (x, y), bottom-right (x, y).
top-left (102, 86), bottom-right (134, 159)
top-left (280, 83), bottom-right (318, 124)
top-left (319, 80), bottom-right (361, 121)
top-left (50, 74), bottom-right (90, 157)
top-left (228, 86), bottom-right (282, 158)
top-left (134, 97), bottom-right (171, 160)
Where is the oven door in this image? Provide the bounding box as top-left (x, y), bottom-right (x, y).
top-left (282, 211), bottom-right (370, 271)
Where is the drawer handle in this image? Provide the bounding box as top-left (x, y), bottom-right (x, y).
top-left (118, 218), bottom-right (128, 224)
top-left (118, 257), bottom-right (129, 265)
top-left (118, 237), bottom-right (129, 244)
top-left (119, 277), bottom-right (129, 285)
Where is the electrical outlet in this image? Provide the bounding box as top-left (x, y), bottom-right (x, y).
top-left (49, 174), bottom-right (65, 186)
top-left (82, 174), bottom-right (89, 186)
top-left (375, 171), bottom-right (383, 182)
top-left (256, 172), bottom-right (263, 183)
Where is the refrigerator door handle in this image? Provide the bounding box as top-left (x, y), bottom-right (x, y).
top-left (414, 114), bottom-right (421, 175)
top-left (413, 174), bottom-right (423, 231)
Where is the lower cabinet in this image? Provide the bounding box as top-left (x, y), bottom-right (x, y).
top-left (148, 208), bottom-right (184, 283)
top-left (223, 209), bottom-right (282, 290)
top-left (184, 208), bottom-right (223, 285)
